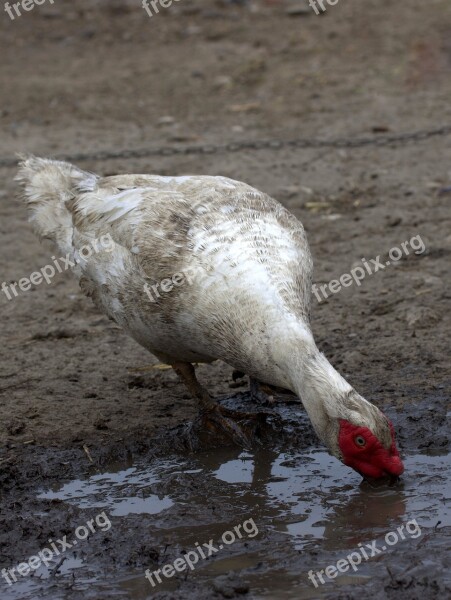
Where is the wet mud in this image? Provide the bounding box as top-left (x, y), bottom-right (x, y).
top-left (1, 393), bottom-right (449, 599)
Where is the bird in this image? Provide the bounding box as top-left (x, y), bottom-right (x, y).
top-left (16, 155), bottom-right (404, 480)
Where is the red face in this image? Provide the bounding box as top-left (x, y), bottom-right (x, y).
top-left (338, 419), bottom-right (404, 479)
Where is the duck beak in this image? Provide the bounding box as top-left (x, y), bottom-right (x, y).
top-left (360, 472), bottom-right (400, 487)
top-left (387, 455), bottom-right (404, 477)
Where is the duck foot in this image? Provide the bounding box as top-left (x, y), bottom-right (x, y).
top-left (181, 407), bottom-right (266, 451)
top-left (250, 378), bottom-right (276, 406)
top-left (199, 404), bottom-right (273, 449)
top-left (169, 360), bottom-right (278, 449)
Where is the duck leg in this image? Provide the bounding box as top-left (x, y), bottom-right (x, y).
top-left (232, 370), bottom-right (275, 405)
top-left (250, 377), bottom-right (276, 406)
top-left (236, 374), bottom-right (297, 405)
top-left (171, 362), bottom-right (260, 449)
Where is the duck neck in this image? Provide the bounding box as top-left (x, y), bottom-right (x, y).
top-left (274, 322), bottom-right (353, 446)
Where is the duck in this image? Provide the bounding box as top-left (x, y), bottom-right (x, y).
top-left (16, 155), bottom-right (404, 480)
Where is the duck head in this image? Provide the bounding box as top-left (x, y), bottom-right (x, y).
top-left (336, 414), bottom-right (404, 480)
top-left (288, 343), bottom-right (404, 481)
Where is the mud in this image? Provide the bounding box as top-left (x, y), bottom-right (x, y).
top-left (0, 396), bottom-right (449, 599)
top-left (0, 0), bottom-right (450, 598)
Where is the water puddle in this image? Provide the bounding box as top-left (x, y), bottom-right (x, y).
top-left (39, 460), bottom-right (176, 516)
top-left (1, 557), bottom-right (98, 600)
top-left (23, 447), bottom-right (451, 599)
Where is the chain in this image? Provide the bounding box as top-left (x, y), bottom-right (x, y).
top-left (2, 124), bottom-right (451, 168)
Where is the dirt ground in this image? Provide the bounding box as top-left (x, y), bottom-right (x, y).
top-left (0, 1), bottom-right (450, 599)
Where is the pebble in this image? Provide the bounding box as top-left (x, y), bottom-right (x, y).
top-left (157, 116), bottom-right (176, 126)
top-left (286, 5), bottom-right (312, 17)
top-left (405, 306), bottom-right (441, 328)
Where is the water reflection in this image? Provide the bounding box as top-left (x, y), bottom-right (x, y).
top-left (33, 446), bottom-right (450, 599)
top-left (198, 447), bottom-right (410, 546)
top-left (38, 461), bottom-right (175, 516)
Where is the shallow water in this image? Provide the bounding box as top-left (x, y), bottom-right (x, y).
top-left (17, 446), bottom-right (448, 599)
top-left (40, 460), bottom-right (176, 516)
top-left (39, 448), bottom-right (450, 529)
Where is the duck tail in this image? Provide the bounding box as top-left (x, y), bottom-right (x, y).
top-left (15, 155), bottom-right (98, 255)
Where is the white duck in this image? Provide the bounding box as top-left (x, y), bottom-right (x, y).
top-left (16, 156), bottom-right (404, 479)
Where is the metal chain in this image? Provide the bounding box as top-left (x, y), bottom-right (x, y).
top-left (2, 124), bottom-right (451, 168)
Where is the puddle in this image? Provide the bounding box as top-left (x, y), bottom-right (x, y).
top-left (1, 556), bottom-right (98, 600)
top-left (39, 461), bottom-right (176, 516)
top-left (26, 446), bottom-right (450, 599)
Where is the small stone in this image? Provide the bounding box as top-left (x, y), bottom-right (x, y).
top-left (387, 216), bottom-right (402, 227)
top-left (184, 25), bottom-right (202, 36)
top-left (213, 575), bottom-right (249, 598)
top-left (157, 116), bottom-right (176, 126)
top-left (228, 102), bottom-right (261, 113)
top-left (6, 420), bottom-right (26, 436)
top-left (279, 185), bottom-right (300, 199)
top-left (405, 306), bottom-right (441, 328)
top-left (372, 125), bottom-right (391, 133)
top-left (286, 5), bottom-right (312, 17)
top-left (213, 75), bottom-right (233, 89)
top-left (93, 418), bottom-right (109, 431)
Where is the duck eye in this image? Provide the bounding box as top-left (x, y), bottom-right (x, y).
top-left (355, 435), bottom-right (366, 447)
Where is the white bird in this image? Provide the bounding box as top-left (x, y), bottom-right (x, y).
top-left (16, 156), bottom-right (404, 479)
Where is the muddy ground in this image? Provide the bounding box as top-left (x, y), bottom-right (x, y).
top-left (0, 0), bottom-right (450, 599)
